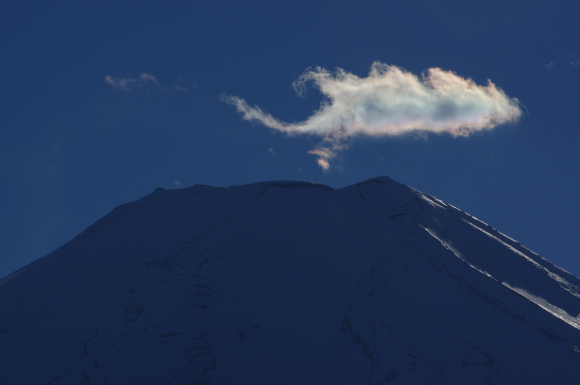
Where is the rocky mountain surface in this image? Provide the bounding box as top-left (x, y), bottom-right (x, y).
top-left (1, 176), bottom-right (580, 384)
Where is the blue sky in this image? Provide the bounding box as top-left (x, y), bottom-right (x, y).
top-left (1, 0), bottom-right (580, 279)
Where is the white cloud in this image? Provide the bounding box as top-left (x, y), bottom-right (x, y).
top-left (314, 158), bottom-right (330, 170)
top-left (105, 73), bottom-right (191, 93)
top-left (223, 62), bottom-right (522, 169)
top-left (105, 73), bottom-right (160, 92)
top-left (306, 139), bottom-right (348, 167)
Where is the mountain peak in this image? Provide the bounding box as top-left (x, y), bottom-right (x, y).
top-left (1, 177), bottom-right (579, 384)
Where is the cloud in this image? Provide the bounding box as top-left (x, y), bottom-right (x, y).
top-left (306, 139), bottom-right (348, 168)
top-left (314, 158), bottom-right (330, 170)
top-left (223, 62), bottom-right (522, 169)
top-left (105, 73), bottom-right (160, 91)
top-left (104, 73), bottom-right (190, 93)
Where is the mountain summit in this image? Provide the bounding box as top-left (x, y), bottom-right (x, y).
top-left (1, 177), bottom-right (579, 384)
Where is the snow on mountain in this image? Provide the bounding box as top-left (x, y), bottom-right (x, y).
top-left (1, 176), bottom-right (579, 384)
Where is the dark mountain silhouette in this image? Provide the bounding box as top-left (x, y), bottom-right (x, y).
top-left (1, 176), bottom-right (579, 384)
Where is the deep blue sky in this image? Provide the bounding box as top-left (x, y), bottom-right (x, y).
top-left (1, 0), bottom-right (579, 279)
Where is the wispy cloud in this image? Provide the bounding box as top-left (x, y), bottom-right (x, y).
top-left (306, 139), bottom-right (348, 170)
top-left (223, 62), bottom-right (522, 169)
top-left (105, 73), bottom-right (160, 92)
top-left (104, 73), bottom-right (190, 92)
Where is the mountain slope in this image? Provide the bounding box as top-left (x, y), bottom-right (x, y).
top-left (1, 177), bottom-right (579, 384)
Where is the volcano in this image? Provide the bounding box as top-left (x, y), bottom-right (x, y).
top-left (1, 176), bottom-right (579, 384)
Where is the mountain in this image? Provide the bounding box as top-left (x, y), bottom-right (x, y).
top-left (1, 176), bottom-right (580, 384)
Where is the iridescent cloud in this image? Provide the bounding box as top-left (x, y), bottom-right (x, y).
top-left (223, 62), bottom-right (522, 169)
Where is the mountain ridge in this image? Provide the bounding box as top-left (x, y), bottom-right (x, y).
top-left (1, 176), bottom-right (579, 384)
